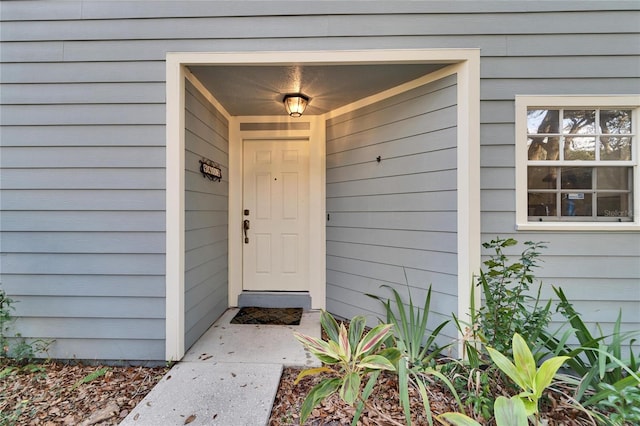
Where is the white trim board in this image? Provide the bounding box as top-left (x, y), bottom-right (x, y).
top-left (165, 49), bottom-right (481, 361)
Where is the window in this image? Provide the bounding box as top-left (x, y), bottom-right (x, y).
top-left (516, 96), bottom-right (639, 230)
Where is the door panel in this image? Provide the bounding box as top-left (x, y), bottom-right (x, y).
top-left (243, 139), bottom-right (309, 291)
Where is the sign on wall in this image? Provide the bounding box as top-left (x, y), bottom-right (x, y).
top-left (199, 158), bottom-right (222, 182)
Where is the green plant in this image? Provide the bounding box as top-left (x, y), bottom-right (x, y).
top-left (437, 395), bottom-right (528, 426)
top-left (451, 280), bottom-right (484, 370)
top-left (71, 367), bottom-right (110, 390)
top-left (369, 283), bottom-right (461, 425)
top-left (595, 383), bottom-right (640, 425)
top-left (0, 289), bottom-right (54, 367)
top-left (0, 290), bottom-right (16, 358)
top-left (368, 282), bottom-right (451, 367)
top-left (476, 238), bottom-right (552, 354)
top-left (487, 333), bottom-right (570, 418)
top-left (293, 311), bottom-right (401, 425)
top-left (0, 399), bottom-right (30, 426)
top-left (540, 286), bottom-right (640, 405)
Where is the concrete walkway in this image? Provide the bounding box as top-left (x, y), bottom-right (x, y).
top-left (120, 309), bottom-right (321, 426)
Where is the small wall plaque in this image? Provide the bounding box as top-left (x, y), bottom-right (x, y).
top-left (199, 158), bottom-right (222, 182)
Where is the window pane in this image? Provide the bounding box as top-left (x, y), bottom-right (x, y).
top-left (564, 136), bottom-right (596, 160)
top-left (528, 136), bottom-right (560, 160)
top-left (600, 136), bottom-right (632, 160)
top-left (561, 167), bottom-right (592, 189)
top-left (562, 193), bottom-right (592, 216)
top-left (597, 193), bottom-right (632, 218)
top-left (597, 167), bottom-right (630, 190)
top-left (528, 166), bottom-right (557, 189)
top-left (528, 192), bottom-right (556, 216)
top-left (599, 110), bottom-right (632, 134)
top-left (528, 109), bottom-right (559, 133)
top-left (563, 110), bottom-right (596, 134)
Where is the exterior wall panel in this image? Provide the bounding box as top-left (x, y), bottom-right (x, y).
top-left (0, 1), bottom-right (638, 360)
top-left (183, 80), bottom-right (229, 351)
top-left (326, 75), bottom-right (459, 348)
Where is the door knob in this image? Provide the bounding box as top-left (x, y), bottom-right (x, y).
top-left (243, 219), bottom-right (250, 243)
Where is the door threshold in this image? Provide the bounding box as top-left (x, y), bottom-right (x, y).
top-left (237, 291), bottom-right (311, 310)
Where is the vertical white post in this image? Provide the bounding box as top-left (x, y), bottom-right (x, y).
top-left (165, 55), bottom-right (186, 361)
top-left (455, 53), bottom-right (482, 358)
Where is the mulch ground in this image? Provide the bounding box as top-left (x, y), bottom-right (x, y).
top-left (268, 366), bottom-right (602, 426)
top-left (0, 360), bottom-right (168, 425)
top-left (269, 366), bottom-right (457, 426)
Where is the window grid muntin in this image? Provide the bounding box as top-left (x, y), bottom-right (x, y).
top-left (527, 107), bottom-right (634, 222)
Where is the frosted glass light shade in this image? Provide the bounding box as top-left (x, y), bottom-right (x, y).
top-left (283, 94), bottom-right (309, 117)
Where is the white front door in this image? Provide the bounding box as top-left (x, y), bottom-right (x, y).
top-left (242, 139), bottom-right (310, 291)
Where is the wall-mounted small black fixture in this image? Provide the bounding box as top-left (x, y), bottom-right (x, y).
top-left (199, 158), bottom-right (222, 182)
top-left (376, 156), bottom-right (382, 163)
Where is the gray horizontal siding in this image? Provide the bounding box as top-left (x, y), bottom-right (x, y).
top-left (0, 105), bottom-right (164, 125)
top-left (0, 61), bottom-right (165, 83)
top-left (1, 83), bottom-right (166, 104)
top-left (2, 12), bottom-right (638, 43)
top-left (2, 275), bottom-right (164, 297)
top-left (3, 1), bottom-right (636, 21)
top-left (0, 125), bottom-right (166, 147)
top-left (0, 1), bottom-right (638, 360)
top-left (0, 211), bottom-right (164, 232)
top-left (0, 3), bottom-right (166, 359)
top-left (326, 74), bottom-right (459, 348)
top-left (6, 33), bottom-right (639, 64)
top-left (183, 79), bottom-right (229, 351)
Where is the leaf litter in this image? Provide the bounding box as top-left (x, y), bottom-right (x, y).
top-left (0, 359), bottom-right (167, 425)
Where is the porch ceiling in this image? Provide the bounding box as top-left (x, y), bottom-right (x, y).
top-left (188, 63), bottom-right (447, 116)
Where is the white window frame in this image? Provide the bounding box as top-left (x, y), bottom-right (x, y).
top-left (515, 95), bottom-right (640, 231)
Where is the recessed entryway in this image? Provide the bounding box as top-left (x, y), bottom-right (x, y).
top-left (165, 49), bottom-right (480, 361)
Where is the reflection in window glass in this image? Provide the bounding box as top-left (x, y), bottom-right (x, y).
top-left (597, 167), bottom-right (630, 190)
top-left (562, 193), bottom-right (592, 216)
top-left (528, 192), bottom-right (556, 216)
top-left (600, 136), bottom-right (632, 160)
top-left (563, 110), bottom-right (595, 134)
top-left (597, 193), bottom-right (631, 218)
top-left (561, 168), bottom-right (592, 189)
top-left (528, 136), bottom-right (560, 160)
top-left (527, 109), bottom-right (559, 134)
top-left (528, 167), bottom-right (557, 189)
top-left (599, 110), bottom-right (631, 134)
top-left (564, 137), bottom-right (596, 160)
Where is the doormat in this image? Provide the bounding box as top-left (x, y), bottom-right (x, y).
top-left (230, 307), bottom-right (303, 325)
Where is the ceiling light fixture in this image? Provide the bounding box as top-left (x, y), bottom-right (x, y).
top-left (283, 93), bottom-right (309, 117)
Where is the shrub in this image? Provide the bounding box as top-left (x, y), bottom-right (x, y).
top-left (369, 283), bottom-right (461, 425)
top-left (476, 238), bottom-right (552, 354)
top-left (293, 311), bottom-right (401, 425)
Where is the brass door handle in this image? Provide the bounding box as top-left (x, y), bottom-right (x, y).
top-left (243, 219), bottom-right (250, 243)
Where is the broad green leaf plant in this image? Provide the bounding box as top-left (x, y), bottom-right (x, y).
top-left (486, 333), bottom-right (570, 418)
top-left (293, 311), bottom-right (401, 426)
top-left (438, 333), bottom-right (569, 426)
top-left (437, 395), bottom-right (528, 426)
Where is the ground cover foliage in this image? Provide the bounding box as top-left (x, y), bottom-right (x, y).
top-left (270, 238), bottom-right (640, 426)
top-left (0, 360), bottom-right (167, 425)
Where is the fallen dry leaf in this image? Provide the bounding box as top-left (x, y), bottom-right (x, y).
top-left (0, 359), bottom-right (167, 426)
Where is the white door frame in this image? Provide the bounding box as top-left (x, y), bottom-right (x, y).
top-left (165, 49), bottom-right (480, 361)
top-left (230, 116), bottom-right (326, 308)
